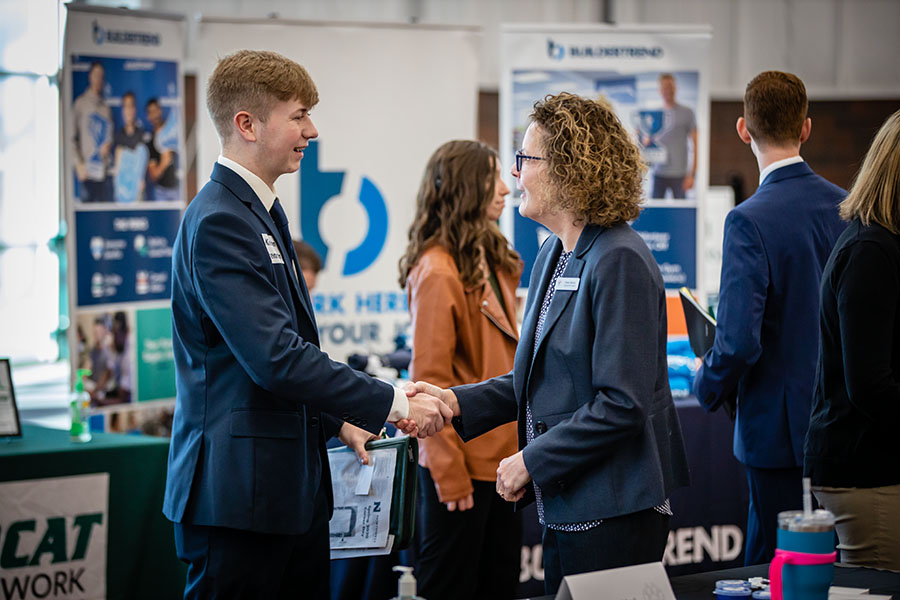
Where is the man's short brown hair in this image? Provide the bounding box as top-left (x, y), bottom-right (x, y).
top-left (206, 50), bottom-right (318, 142)
top-left (743, 71), bottom-right (808, 147)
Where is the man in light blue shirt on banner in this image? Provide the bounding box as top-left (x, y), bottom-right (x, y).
top-left (693, 71), bottom-right (846, 565)
top-left (648, 73), bottom-right (697, 200)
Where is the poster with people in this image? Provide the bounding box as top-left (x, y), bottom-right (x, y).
top-left (63, 5), bottom-right (185, 408)
top-left (69, 56), bottom-right (180, 204)
top-left (500, 25), bottom-right (711, 291)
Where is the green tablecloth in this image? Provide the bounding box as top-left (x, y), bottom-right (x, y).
top-left (0, 423), bottom-right (185, 598)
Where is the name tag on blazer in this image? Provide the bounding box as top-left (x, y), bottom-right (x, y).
top-left (555, 277), bottom-right (580, 292)
top-left (262, 233), bottom-right (285, 264)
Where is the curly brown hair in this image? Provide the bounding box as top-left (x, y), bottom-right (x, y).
top-left (398, 140), bottom-right (521, 288)
top-left (530, 92), bottom-right (645, 226)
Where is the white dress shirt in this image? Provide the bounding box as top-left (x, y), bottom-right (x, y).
top-left (759, 155), bottom-right (804, 186)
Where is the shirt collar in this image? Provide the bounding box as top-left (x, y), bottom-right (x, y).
top-left (759, 155), bottom-right (804, 186)
top-left (217, 155), bottom-right (277, 212)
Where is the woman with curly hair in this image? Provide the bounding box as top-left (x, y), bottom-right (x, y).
top-left (410, 93), bottom-right (690, 593)
top-left (399, 140), bottom-right (523, 600)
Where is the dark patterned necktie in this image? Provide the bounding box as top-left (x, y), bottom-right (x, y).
top-left (269, 198), bottom-right (300, 272)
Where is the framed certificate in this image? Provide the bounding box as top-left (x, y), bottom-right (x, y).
top-left (0, 358), bottom-right (22, 437)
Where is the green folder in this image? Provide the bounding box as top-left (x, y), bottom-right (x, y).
top-left (328, 435), bottom-right (419, 550)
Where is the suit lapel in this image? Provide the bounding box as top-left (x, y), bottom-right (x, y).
top-left (210, 164), bottom-right (317, 335)
top-left (515, 237), bottom-right (560, 403)
top-left (523, 225), bottom-right (605, 393)
top-left (529, 255), bottom-right (585, 366)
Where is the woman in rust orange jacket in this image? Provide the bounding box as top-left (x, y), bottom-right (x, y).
top-left (399, 140), bottom-right (523, 600)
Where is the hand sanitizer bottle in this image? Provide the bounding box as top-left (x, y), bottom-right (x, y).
top-left (391, 566), bottom-right (425, 600)
top-left (70, 369), bottom-right (92, 443)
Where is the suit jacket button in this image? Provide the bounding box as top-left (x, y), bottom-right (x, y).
top-left (309, 416), bottom-right (319, 427)
top-left (535, 421), bottom-right (547, 435)
top-left (342, 413), bottom-right (350, 419)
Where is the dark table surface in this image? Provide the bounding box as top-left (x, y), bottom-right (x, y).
top-left (520, 564), bottom-right (900, 600)
top-left (671, 564), bottom-right (900, 600)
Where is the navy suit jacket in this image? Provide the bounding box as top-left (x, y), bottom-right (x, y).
top-left (453, 223), bottom-right (690, 524)
top-left (163, 163), bottom-right (393, 535)
top-left (693, 161), bottom-right (846, 468)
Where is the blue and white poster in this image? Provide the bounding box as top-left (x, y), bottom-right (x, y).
top-left (192, 18), bottom-right (480, 359)
top-left (63, 5), bottom-right (185, 407)
top-left (500, 25), bottom-right (711, 291)
top-left (74, 209), bottom-right (180, 306)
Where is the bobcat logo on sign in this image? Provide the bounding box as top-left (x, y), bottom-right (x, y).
top-left (0, 474), bottom-right (109, 599)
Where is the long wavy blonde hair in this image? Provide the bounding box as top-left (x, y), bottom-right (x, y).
top-left (398, 140), bottom-right (521, 288)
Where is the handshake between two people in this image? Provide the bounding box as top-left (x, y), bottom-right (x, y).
top-left (338, 380), bottom-right (458, 466)
top-left (340, 381), bottom-right (531, 502)
top-left (395, 380), bottom-right (459, 438)
top-left (396, 381), bottom-right (532, 505)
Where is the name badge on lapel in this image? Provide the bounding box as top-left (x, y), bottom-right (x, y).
top-left (261, 233), bottom-right (285, 264)
top-left (555, 277), bottom-right (580, 292)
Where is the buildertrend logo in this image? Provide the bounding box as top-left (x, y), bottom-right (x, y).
top-left (547, 39), bottom-right (565, 61)
top-left (300, 141), bottom-right (388, 276)
top-left (546, 37), bottom-right (663, 60)
top-left (91, 19), bottom-right (161, 46)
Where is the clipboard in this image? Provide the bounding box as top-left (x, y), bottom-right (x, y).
top-left (328, 435), bottom-right (418, 551)
top-left (679, 288), bottom-right (737, 421)
top-left (679, 287), bottom-right (716, 358)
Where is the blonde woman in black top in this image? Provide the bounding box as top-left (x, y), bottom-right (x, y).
top-left (804, 109), bottom-right (900, 571)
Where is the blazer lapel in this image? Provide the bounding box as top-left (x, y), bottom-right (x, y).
top-left (529, 255), bottom-right (585, 369)
top-left (527, 225), bottom-right (604, 381)
top-left (210, 164), bottom-right (315, 329)
top-left (515, 237), bottom-right (560, 403)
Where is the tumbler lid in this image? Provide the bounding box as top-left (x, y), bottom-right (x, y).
top-left (777, 509), bottom-right (834, 532)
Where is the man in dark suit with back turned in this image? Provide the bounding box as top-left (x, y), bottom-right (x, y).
top-left (163, 50), bottom-right (451, 599)
top-left (693, 71), bottom-right (846, 565)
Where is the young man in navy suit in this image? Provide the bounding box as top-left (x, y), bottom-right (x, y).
top-left (164, 50), bottom-right (451, 599)
top-left (693, 71), bottom-right (846, 565)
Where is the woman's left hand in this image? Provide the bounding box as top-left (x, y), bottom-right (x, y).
top-left (496, 451), bottom-right (531, 502)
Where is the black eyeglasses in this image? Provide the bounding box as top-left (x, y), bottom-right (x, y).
top-left (515, 150), bottom-right (545, 172)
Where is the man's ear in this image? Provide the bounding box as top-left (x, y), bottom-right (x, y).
top-left (233, 111), bottom-right (256, 143)
top-left (799, 117), bottom-right (811, 144)
top-left (736, 116), bottom-right (752, 145)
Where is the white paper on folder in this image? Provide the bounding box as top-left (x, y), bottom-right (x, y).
top-left (331, 535), bottom-right (396, 560)
top-left (328, 447), bottom-right (397, 550)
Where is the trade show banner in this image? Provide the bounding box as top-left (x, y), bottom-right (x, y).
top-left (0, 474), bottom-right (109, 599)
top-left (63, 6), bottom-right (185, 414)
top-left (499, 24), bottom-right (711, 291)
top-left (192, 17), bottom-right (480, 360)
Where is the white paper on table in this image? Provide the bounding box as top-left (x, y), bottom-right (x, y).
top-left (328, 447), bottom-right (397, 550)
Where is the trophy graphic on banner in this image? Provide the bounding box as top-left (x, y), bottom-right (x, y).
top-left (632, 109), bottom-right (668, 165)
